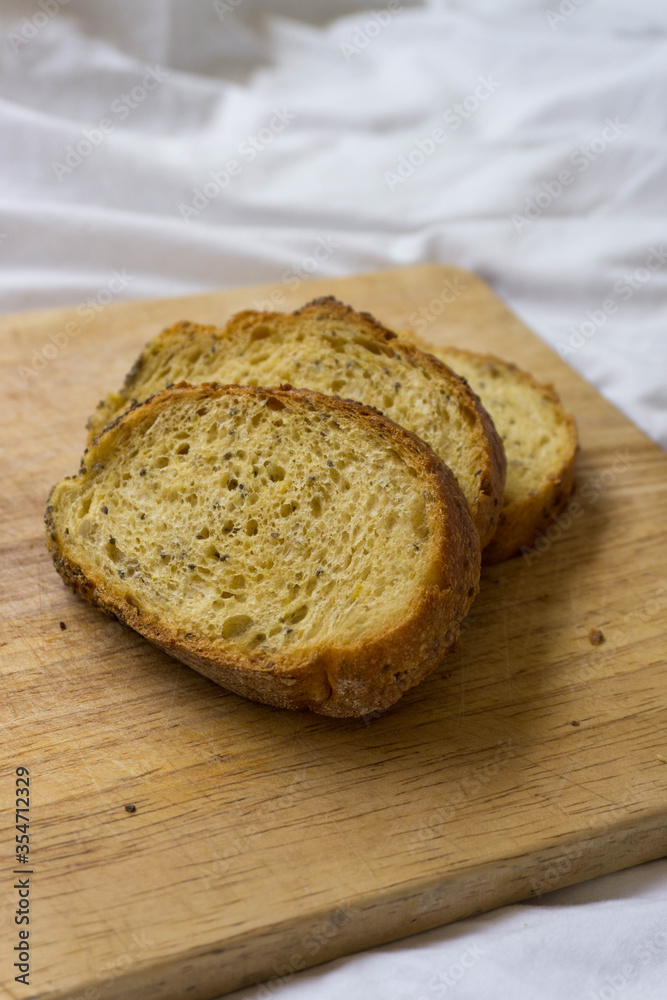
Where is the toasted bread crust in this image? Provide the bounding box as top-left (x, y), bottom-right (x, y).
top-left (86, 297), bottom-right (506, 549)
top-left (483, 450), bottom-right (577, 563)
top-left (404, 338), bottom-right (578, 564)
top-left (49, 383), bottom-right (481, 718)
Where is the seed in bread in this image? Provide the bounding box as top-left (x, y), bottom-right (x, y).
top-left (48, 383), bottom-right (481, 718)
top-left (86, 298), bottom-right (506, 549)
top-left (405, 340), bottom-right (578, 564)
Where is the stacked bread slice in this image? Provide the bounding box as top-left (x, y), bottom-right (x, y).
top-left (46, 296), bottom-right (577, 716)
top-left (404, 338), bottom-right (579, 564)
top-left (87, 298), bottom-right (506, 549)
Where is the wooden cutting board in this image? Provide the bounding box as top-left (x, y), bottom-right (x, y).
top-left (1, 264), bottom-right (666, 1000)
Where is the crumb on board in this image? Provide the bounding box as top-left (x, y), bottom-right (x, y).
top-left (657, 755), bottom-right (667, 764)
top-left (124, 804), bottom-right (137, 813)
top-left (59, 621), bottom-right (67, 630)
top-left (589, 629), bottom-right (604, 646)
top-left (571, 721), bottom-right (580, 727)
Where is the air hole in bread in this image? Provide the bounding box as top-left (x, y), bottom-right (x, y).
top-left (247, 632), bottom-right (267, 649)
top-left (105, 539), bottom-right (122, 562)
top-left (353, 337), bottom-right (382, 356)
top-left (250, 325), bottom-right (272, 343)
top-left (287, 605), bottom-right (308, 625)
top-left (221, 615), bottom-right (253, 639)
top-left (321, 334), bottom-right (345, 352)
top-left (266, 462), bottom-right (285, 482)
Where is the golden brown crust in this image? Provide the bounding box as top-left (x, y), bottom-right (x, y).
top-left (49, 383), bottom-right (481, 718)
top-left (482, 451), bottom-right (577, 564)
top-left (87, 298), bottom-right (506, 550)
top-left (405, 339), bottom-right (578, 565)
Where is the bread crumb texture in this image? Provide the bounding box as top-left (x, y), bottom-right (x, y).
top-left (50, 384), bottom-right (480, 717)
top-left (87, 298), bottom-right (505, 549)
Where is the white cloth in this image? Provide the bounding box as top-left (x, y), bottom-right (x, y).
top-left (2, 1), bottom-right (666, 997)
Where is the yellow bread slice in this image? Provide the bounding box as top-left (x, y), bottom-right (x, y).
top-left (47, 383), bottom-right (481, 718)
top-left (406, 340), bottom-right (578, 563)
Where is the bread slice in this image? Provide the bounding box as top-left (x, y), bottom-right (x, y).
top-left (405, 340), bottom-right (578, 564)
top-left (86, 298), bottom-right (506, 549)
top-left (47, 383), bottom-right (481, 718)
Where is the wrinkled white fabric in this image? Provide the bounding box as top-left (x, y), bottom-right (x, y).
top-left (2, 1), bottom-right (666, 997)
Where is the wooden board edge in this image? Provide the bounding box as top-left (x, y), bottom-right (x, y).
top-left (34, 809), bottom-right (667, 1000)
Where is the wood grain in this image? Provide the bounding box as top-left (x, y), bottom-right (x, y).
top-left (1, 264), bottom-right (666, 1000)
